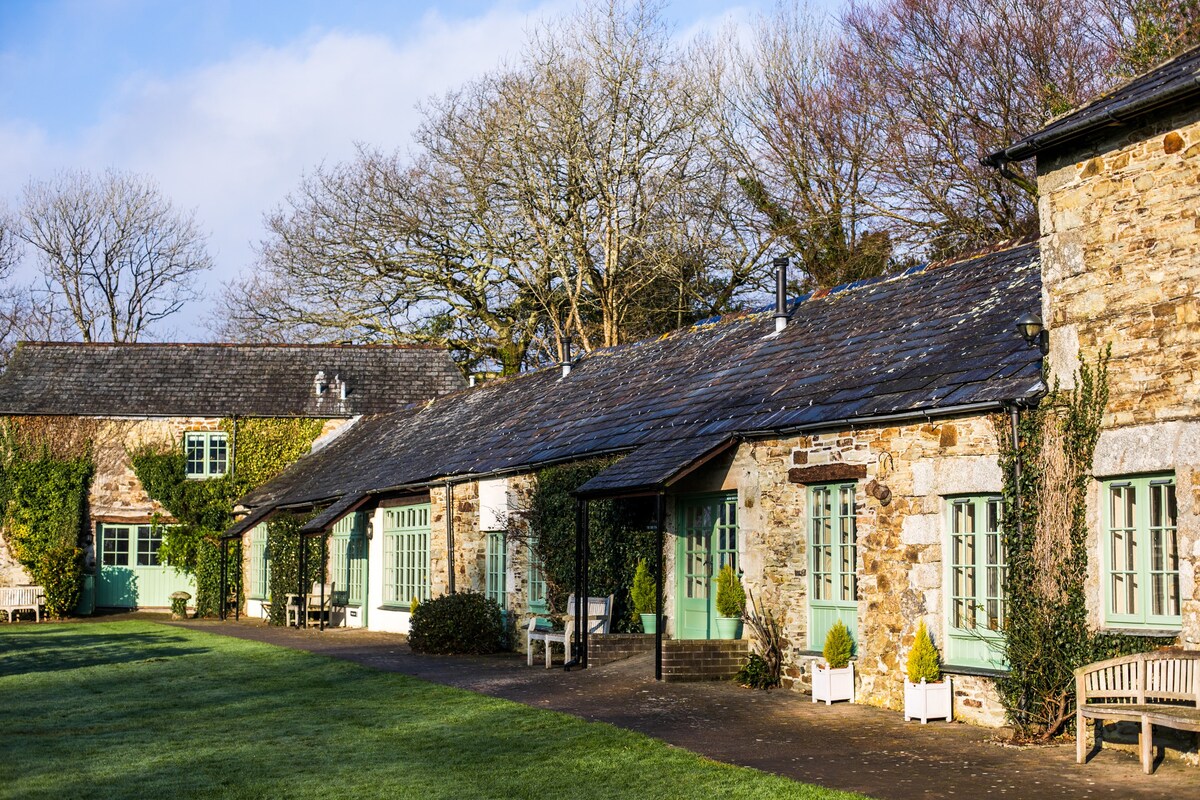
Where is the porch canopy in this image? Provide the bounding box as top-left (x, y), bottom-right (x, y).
top-left (572, 435), bottom-right (735, 680)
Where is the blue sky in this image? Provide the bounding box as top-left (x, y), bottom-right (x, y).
top-left (0, 0), bottom-right (825, 339)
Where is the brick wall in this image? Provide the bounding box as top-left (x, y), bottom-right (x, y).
top-left (661, 639), bottom-right (748, 682)
top-left (588, 633), bottom-right (656, 666)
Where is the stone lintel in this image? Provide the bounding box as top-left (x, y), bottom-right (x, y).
top-left (787, 464), bottom-right (867, 484)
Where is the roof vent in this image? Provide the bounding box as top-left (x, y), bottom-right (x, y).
top-left (773, 257), bottom-right (790, 333)
top-left (314, 370), bottom-right (328, 396)
top-left (560, 336), bottom-right (574, 378)
top-left (336, 374), bottom-right (347, 401)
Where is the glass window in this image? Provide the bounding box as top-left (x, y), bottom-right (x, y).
top-left (946, 496), bottom-right (1006, 670)
top-left (528, 537), bottom-right (547, 612)
top-left (383, 504), bottom-right (430, 606)
top-left (486, 531), bottom-right (507, 608)
top-left (1104, 475), bottom-right (1179, 629)
top-left (247, 523), bottom-right (269, 600)
top-left (102, 526), bottom-right (130, 566)
top-left (184, 432), bottom-right (229, 479)
top-left (808, 482), bottom-right (858, 650)
top-left (135, 525), bottom-right (163, 567)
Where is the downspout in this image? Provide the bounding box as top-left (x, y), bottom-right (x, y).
top-left (1009, 404), bottom-right (1022, 541)
top-left (445, 482), bottom-right (456, 594)
top-left (230, 415), bottom-right (238, 479)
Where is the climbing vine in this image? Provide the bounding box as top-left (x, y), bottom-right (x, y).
top-left (996, 349), bottom-right (1161, 740)
top-left (0, 418), bottom-right (96, 618)
top-left (265, 511), bottom-right (326, 627)
top-left (131, 417), bottom-right (326, 616)
top-left (523, 457), bottom-right (658, 632)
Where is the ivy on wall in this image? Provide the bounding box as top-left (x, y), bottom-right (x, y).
top-left (524, 457), bottom-right (657, 632)
top-left (996, 350), bottom-right (1161, 741)
top-left (0, 418), bottom-right (95, 618)
top-left (131, 417), bottom-right (326, 616)
top-left (265, 511), bottom-right (326, 627)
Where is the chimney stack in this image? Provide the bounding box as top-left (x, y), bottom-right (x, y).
top-left (560, 335), bottom-right (574, 378)
top-left (773, 256), bottom-right (790, 333)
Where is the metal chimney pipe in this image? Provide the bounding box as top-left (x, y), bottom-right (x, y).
top-left (560, 335), bottom-right (573, 378)
top-left (773, 257), bottom-right (789, 333)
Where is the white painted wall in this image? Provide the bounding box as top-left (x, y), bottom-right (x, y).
top-left (365, 506), bottom-right (412, 634)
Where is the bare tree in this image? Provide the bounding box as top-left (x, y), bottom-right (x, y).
top-left (839, 0), bottom-right (1120, 257)
top-left (1105, 0), bottom-right (1200, 76)
top-left (19, 169), bottom-right (212, 342)
top-left (707, 3), bottom-right (892, 291)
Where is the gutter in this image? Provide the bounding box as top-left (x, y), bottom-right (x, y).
top-left (983, 69), bottom-right (1200, 165)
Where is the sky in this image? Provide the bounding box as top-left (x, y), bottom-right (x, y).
top-left (0, 0), bottom-right (820, 340)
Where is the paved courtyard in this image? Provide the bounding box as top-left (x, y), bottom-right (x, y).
top-left (161, 616), bottom-right (1199, 800)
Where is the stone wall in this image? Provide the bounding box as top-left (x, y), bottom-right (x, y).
top-left (1038, 108), bottom-right (1200, 425)
top-left (679, 415), bottom-right (1008, 724)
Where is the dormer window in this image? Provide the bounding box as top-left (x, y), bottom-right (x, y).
top-left (185, 432), bottom-right (228, 479)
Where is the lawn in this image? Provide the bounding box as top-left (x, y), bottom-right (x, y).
top-left (0, 622), bottom-right (868, 800)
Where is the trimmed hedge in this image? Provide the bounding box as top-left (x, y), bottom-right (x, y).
top-left (408, 592), bottom-right (506, 655)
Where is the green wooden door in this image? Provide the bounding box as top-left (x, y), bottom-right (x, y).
top-left (331, 513), bottom-right (368, 625)
top-left (96, 524), bottom-right (195, 608)
top-left (675, 493), bottom-right (738, 640)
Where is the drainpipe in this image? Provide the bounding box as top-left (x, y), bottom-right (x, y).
top-left (230, 415), bottom-right (238, 479)
top-left (445, 482), bottom-right (456, 594)
top-left (1009, 404), bottom-right (1022, 540)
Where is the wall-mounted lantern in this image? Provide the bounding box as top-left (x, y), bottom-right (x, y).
top-left (1015, 312), bottom-right (1049, 355)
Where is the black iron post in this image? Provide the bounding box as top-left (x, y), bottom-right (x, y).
top-left (298, 536), bottom-right (307, 629)
top-left (319, 534), bottom-right (327, 631)
top-left (234, 539), bottom-right (241, 621)
top-left (580, 498), bottom-right (590, 669)
top-left (219, 538), bottom-right (228, 621)
top-left (655, 492), bottom-right (665, 681)
top-left (570, 498), bottom-right (584, 670)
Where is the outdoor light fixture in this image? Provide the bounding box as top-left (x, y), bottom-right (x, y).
top-left (1015, 312), bottom-right (1049, 355)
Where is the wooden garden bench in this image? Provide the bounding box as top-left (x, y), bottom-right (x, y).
top-left (0, 585), bottom-right (45, 622)
top-left (1075, 651), bottom-right (1200, 774)
top-left (527, 594), bottom-right (613, 668)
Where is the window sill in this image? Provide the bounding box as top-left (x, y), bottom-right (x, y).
top-left (943, 664), bottom-right (1008, 678)
top-left (379, 604), bottom-right (413, 612)
top-left (1099, 627), bottom-right (1180, 638)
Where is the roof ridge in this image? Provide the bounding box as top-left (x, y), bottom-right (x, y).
top-left (15, 340), bottom-right (445, 351)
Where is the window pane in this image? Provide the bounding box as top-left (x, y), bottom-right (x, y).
top-left (102, 527), bottom-right (130, 566)
top-left (208, 434), bottom-right (228, 476)
top-left (185, 435), bottom-right (205, 476)
top-left (136, 525), bottom-right (162, 566)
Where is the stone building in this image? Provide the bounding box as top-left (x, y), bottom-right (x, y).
top-left (229, 45), bottom-right (1200, 735)
top-left (0, 342), bottom-right (464, 608)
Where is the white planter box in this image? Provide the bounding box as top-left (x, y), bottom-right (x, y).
top-left (812, 662), bottom-right (855, 705)
top-left (904, 677), bottom-right (952, 723)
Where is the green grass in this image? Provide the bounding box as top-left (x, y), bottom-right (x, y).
top-left (0, 622), bottom-right (867, 800)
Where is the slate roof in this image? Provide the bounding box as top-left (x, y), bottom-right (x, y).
top-left (987, 44), bottom-right (1200, 164)
top-left (0, 342), bottom-right (466, 418)
top-left (235, 241), bottom-right (1044, 523)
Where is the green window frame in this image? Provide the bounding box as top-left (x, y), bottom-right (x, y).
top-left (184, 432), bottom-right (228, 479)
top-left (331, 513), bottom-right (367, 607)
top-left (382, 504), bottom-right (430, 607)
top-left (945, 496), bottom-right (1007, 670)
top-left (808, 482), bottom-right (858, 651)
top-left (527, 536), bottom-right (547, 612)
top-left (1103, 475), bottom-right (1180, 630)
top-left (486, 531), bottom-right (507, 608)
top-left (247, 523), bottom-right (269, 600)
top-left (101, 525), bottom-right (131, 566)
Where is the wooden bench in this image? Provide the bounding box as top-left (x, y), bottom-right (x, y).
top-left (1076, 651), bottom-right (1200, 774)
top-left (527, 594), bottom-right (613, 668)
top-left (0, 585), bottom-right (45, 622)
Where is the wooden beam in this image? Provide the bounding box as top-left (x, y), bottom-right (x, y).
top-left (787, 463), bottom-right (867, 484)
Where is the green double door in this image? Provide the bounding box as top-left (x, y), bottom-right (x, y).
top-left (96, 523), bottom-right (195, 608)
top-left (675, 493), bottom-right (738, 640)
top-left (331, 512), bottom-right (368, 624)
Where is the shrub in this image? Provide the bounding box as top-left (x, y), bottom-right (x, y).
top-left (408, 592), bottom-right (506, 655)
top-left (37, 543), bottom-right (83, 619)
top-left (822, 620), bottom-right (853, 669)
top-left (630, 559), bottom-right (655, 616)
top-left (906, 620), bottom-right (942, 683)
top-left (742, 589), bottom-right (783, 689)
top-left (715, 564), bottom-right (745, 618)
top-left (735, 653), bottom-right (778, 690)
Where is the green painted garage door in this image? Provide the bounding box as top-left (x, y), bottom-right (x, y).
top-left (96, 523), bottom-right (195, 608)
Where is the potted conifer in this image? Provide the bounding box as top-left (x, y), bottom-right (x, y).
top-left (812, 619), bottom-right (855, 704)
top-left (714, 564), bottom-right (745, 639)
top-left (631, 559), bottom-right (657, 634)
top-left (904, 620), bottom-right (952, 723)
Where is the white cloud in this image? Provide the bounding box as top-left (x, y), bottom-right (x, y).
top-left (0, 3), bottom-right (565, 336)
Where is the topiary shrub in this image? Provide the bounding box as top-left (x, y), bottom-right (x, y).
top-left (906, 620), bottom-right (942, 683)
top-left (822, 619), bottom-right (854, 669)
top-left (630, 559), bottom-right (655, 617)
top-left (715, 563), bottom-right (745, 618)
top-left (408, 592), bottom-right (506, 655)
